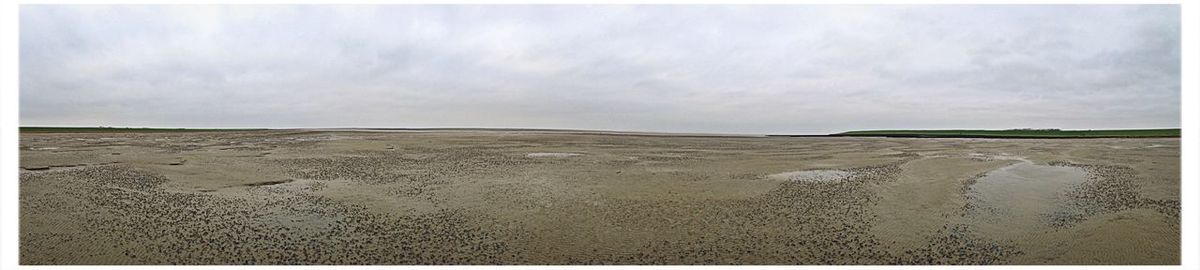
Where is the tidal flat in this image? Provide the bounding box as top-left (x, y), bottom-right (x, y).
top-left (19, 130), bottom-right (1180, 264)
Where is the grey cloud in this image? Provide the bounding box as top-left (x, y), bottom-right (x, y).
top-left (20, 5), bottom-right (1180, 134)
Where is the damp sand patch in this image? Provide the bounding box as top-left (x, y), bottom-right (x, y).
top-left (768, 169), bottom-right (851, 182)
top-left (526, 153), bottom-right (583, 158)
top-left (965, 161), bottom-right (1088, 239)
top-left (20, 162), bottom-right (122, 172)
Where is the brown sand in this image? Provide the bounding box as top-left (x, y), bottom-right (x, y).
top-left (18, 130), bottom-right (1179, 264)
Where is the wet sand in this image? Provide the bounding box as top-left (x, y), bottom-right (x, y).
top-left (18, 130), bottom-right (1180, 264)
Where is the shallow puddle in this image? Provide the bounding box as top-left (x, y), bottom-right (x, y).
top-left (526, 152), bottom-right (583, 158)
top-left (966, 161), bottom-right (1088, 238)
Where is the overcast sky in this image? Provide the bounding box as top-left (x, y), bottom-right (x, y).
top-left (20, 5), bottom-right (1180, 134)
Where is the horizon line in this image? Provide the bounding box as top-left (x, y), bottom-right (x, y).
top-left (17, 125), bottom-right (1184, 136)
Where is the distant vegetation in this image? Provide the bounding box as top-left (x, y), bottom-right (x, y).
top-left (20, 127), bottom-right (266, 133)
top-left (833, 128), bottom-right (1180, 138)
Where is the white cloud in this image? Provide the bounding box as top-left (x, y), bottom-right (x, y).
top-left (20, 5), bottom-right (1180, 134)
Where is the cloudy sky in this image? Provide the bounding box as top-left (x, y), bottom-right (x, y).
top-left (20, 5), bottom-right (1180, 134)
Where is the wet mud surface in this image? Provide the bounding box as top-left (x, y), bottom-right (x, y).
top-left (19, 130), bottom-right (1180, 264)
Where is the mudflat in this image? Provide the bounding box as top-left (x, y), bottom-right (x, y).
top-left (18, 130), bottom-right (1180, 264)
